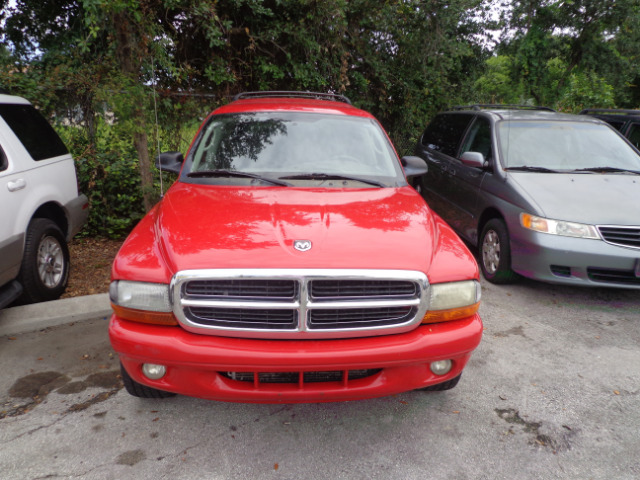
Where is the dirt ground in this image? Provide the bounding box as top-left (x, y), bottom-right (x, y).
top-left (61, 237), bottom-right (123, 298)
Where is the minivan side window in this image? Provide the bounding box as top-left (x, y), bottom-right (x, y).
top-left (421, 114), bottom-right (473, 157)
top-left (0, 104), bottom-right (68, 161)
top-left (460, 117), bottom-right (492, 161)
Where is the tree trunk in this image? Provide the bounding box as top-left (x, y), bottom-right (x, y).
top-left (113, 10), bottom-right (155, 211)
top-left (133, 120), bottom-right (155, 211)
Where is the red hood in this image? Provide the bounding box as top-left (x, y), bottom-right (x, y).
top-left (160, 183), bottom-right (434, 271)
top-left (113, 183), bottom-right (477, 284)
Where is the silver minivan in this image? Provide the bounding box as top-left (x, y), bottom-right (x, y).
top-left (415, 106), bottom-right (640, 289)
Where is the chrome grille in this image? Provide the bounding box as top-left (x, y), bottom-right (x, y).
top-left (598, 226), bottom-right (640, 249)
top-left (171, 269), bottom-right (429, 339)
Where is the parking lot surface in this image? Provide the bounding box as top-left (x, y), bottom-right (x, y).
top-left (1, 279), bottom-right (639, 479)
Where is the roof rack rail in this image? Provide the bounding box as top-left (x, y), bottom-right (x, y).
top-left (579, 108), bottom-right (640, 115)
top-left (233, 91), bottom-right (352, 105)
top-left (451, 104), bottom-right (555, 112)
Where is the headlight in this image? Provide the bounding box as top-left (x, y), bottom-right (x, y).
top-left (520, 213), bottom-right (600, 239)
top-left (110, 280), bottom-right (177, 325)
top-left (422, 280), bottom-right (481, 324)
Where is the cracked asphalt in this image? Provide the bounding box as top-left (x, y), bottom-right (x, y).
top-left (1, 278), bottom-right (639, 479)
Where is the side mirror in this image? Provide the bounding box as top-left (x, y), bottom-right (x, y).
top-left (460, 151), bottom-right (486, 168)
top-left (401, 155), bottom-right (428, 178)
top-left (156, 151), bottom-right (184, 175)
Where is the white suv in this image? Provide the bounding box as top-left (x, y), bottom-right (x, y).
top-left (0, 93), bottom-right (88, 308)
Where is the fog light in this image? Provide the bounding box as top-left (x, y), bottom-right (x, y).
top-left (430, 360), bottom-right (452, 376)
top-left (142, 363), bottom-right (167, 380)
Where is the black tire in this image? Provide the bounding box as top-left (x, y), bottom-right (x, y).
top-left (479, 218), bottom-right (519, 284)
top-left (120, 363), bottom-right (176, 399)
top-left (17, 218), bottom-right (70, 304)
top-left (418, 374), bottom-right (462, 392)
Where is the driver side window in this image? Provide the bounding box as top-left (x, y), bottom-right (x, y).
top-left (461, 117), bottom-right (492, 163)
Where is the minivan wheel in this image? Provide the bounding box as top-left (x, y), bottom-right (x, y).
top-left (479, 219), bottom-right (518, 284)
top-left (17, 218), bottom-right (70, 304)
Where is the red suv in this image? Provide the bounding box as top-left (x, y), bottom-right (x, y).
top-left (109, 92), bottom-right (482, 403)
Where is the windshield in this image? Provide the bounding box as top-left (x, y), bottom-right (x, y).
top-left (497, 121), bottom-right (640, 171)
top-left (186, 112), bottom-right (404, 186)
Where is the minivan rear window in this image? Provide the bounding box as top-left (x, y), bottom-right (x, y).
top-left (0, 104), bottom-right (68, 161)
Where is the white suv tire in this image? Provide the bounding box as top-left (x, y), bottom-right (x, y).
top-left (16, 218), bottom-right (70, 303)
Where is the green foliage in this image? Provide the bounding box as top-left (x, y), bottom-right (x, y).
top-left (58, 121), bottom-right (146, 238)
top-left (498, 0), bottom-right (639, 109)
top-left (475, 56), bottom-right (522, 104)
top-left (2, 0), bottom-right (639, 239)
top-left (558, 71), bottom-right (616, 112)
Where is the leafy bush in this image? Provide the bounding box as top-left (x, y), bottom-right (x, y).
top-left (57, 115), bottom-right (201, 238)
top-left (59, 122), bottom-right (146, 238)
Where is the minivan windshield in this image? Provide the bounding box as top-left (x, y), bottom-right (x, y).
top-left (186, 112), bottom-right (403, 186)
top-left (497, 121), bottom-right (640, 172)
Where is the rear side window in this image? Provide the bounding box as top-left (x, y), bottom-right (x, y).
top-left (421, 113), bottom-right (474, 157)
top-left (602, 119), bottom-right (626, 131)
top-left (0, 145), bottom-right (7, 172)
top-left (0, 104), bottom-right (68, 161)
top-left (627, 123), bottom-right (640, 150)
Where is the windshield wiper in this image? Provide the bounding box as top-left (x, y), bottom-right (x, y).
top-left (279, 173), bottom-right (386, 187)
top-left (571, 167), bottom-right (640, 175)
top-left (187, 169), bottom-right (292, 186)
top-left (505, 166), bottom-right (561, 173)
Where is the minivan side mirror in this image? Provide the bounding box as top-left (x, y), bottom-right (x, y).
top-left (459, 151), bottom-right (486, 168)
top-left (401, 155), bottom-right (429, 178)
top-left (156, 151), bottom-right (184, 175)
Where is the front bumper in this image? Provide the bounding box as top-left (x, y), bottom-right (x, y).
top-left (64, 194), bottom-right (89, 240)
top-left (110, 313), bottom-right (483, 403)
top-left (511, 229), bottom-right (640, 288)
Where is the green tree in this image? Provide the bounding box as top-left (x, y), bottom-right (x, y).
top-left (498, 0), bottom-right (639, 109)
top-left (0, 0), bottom-right (494, 233)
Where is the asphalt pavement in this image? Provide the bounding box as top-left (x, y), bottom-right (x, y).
top-left (1, 281), bottom-right (639, 479)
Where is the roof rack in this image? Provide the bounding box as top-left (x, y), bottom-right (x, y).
top-left (451, 104), bottom-right (555, 112)
top-left (232, 91), bottom-right (352, 105)
top-left (579, 108), bottom-right (640, 115)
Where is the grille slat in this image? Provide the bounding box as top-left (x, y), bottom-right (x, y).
top-left (309, 307), bottom-right (413, 328)
top-left (186, 279), bottom-right (297, 300)
top-left (587, 267), bottom-right (640, 285)
top-left (187, 307), bottom-right (297, 330)
top-left (598, 226), bottom-right (640, 249)
top-left (221, 369), bottom-right (381, 384)
top-left (311, 280), bottom-right (417, 299)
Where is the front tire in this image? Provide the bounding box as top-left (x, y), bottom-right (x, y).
top-left (479, 219), bottom-right (518, 284)
top-left (120, 363), bottom-right (176, 399)
top-left (418, 374), bottom-right (461, 392)
top-left (17, 218), bottom-right (70, 304)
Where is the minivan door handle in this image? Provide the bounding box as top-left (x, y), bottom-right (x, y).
top-left (7, 178), bottom-right (27, 192)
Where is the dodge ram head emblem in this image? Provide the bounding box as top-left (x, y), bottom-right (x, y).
top-left (293, 240), bottom-right (312, 252)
